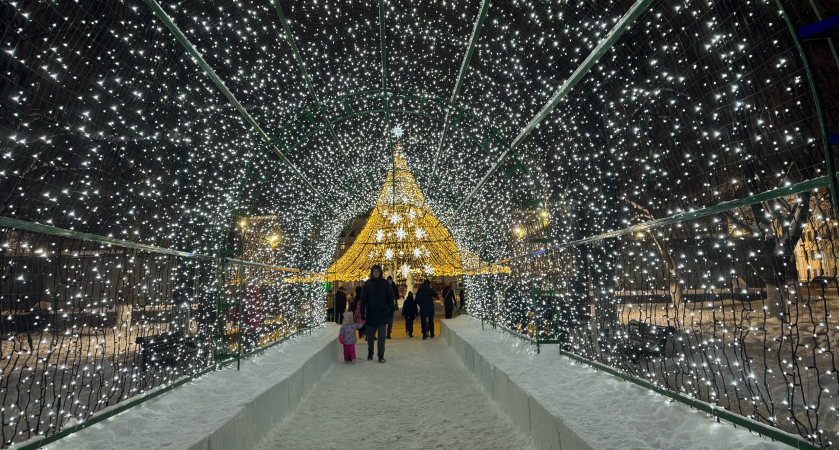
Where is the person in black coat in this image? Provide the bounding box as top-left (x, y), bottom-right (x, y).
top-left (354, 285), bottom-right (365, 338)
top-left (335, 286), bottom-right (347, 324)
top-left (386, 275), bottom-right (400, 339)
top-left (401, 290), bottom-right (419, 338)
top-left (360, 264), bottom-right (394, 362)
top-left (415, 279), bottom-right (438, 339)
top-left (442, 283), bottom-right (456, 319)
top-left (459, 289), bottom-right (465, 310)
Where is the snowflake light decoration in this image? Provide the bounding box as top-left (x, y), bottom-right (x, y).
top-left (400, 263), bottom-right (412, 277)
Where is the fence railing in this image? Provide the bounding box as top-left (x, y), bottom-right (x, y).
top-left (0, 218), bottom-right (324, 449)
top-left (465, 178), bottom-right (838, 450)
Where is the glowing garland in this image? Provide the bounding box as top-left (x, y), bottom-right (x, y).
top-left (327, 135), bottom-right (507, 282)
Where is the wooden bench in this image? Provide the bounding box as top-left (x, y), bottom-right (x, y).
top-left (624, 320), bottom-right (677, 363)
top-left (809, 276), bottom-right (838, 288)
top-left (598, 321), bottom-right (677, 364)
top-left (135, 330), bottom-right (202, 372)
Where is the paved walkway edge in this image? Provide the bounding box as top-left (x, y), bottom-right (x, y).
top-left (187, 334), bottom-right (340, 450)
top-left (440, 320), bottom-right (596, 450)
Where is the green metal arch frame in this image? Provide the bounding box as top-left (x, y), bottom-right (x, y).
top-left (273, 90), bottom-right (514, 163)
top-left (219, 90), bottom-right (553, 337)
top-left (274, 90), bottom-right (546, 220)
top-left (774, 0), bottom-right (838, 213)
top-left (234, 89), bottom-right (549, 246)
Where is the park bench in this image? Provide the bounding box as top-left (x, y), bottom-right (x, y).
top-left (598, 320), bottom-right (677, 364)
top-left (623, 320), bottom-right (677, 363)
top-left (135, 329), bottom-right (202, 372)
top-left (809, 276), bottom-right (838, 288)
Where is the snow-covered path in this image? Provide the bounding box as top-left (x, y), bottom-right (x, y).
top-left (255, 332), bottom-right (535, 450)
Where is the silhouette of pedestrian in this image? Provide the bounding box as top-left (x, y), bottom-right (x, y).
top-left (360, 265), bottom-right (395, 362)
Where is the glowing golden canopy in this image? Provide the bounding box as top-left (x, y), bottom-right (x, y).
top-left (327, 145), bottom-right (482, 282)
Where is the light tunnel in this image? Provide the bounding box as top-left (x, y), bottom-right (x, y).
top-left (0, 0), bottom-right (837, 448)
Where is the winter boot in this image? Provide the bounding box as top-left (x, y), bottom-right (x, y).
top-left (367, 351), bottom-right (373, 361)
top-left (378, 357), bottom-right (386, 363)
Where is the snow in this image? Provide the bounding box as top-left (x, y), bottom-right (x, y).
top-left (43, 326), bottom-right (338, 450)
top-left (255, 332), bottom-right (535, 450)
top-left (442, 316), bottom-right (795, 450)
top-left (40, 316), bottom-right (799, 450)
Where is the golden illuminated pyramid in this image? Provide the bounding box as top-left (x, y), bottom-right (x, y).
top-left (327, 145), bottom-right (503, 282)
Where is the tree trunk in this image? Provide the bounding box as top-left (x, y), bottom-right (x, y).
top-left (764, 284), bottom-right (782, 319)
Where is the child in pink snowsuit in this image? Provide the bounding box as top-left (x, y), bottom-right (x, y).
top-left (339, 311), bottom-right (365, 363)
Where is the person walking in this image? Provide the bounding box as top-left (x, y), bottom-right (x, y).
top-left (401, 289), bottom-right (419, 338)
top-left (443, 283), bottom-right (456, 319)
top-left (386, 275), bottom-right (400, 339)
top-left (335, 286), bottom-right (347, 324)
top-left (458, 288), bottom-right (466, 310)
top-left (360, 264), bottom-right (394, 363)
top-left (355, 285), bottom-right (363, 337)
top-left (415, 279), bottom-right (438, 339)
top-left (339, 311), bottom-right (365, 363)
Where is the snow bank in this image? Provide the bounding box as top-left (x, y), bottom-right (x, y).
top-left (44, 325), bottom-right (339, 450)
top-left (441, 317), bottom-right (791, 450)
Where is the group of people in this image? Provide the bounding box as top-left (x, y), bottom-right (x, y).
top-left (399, 277), bottom-right (439, 339)
top-left (337, 264), bottom-right (465, 364)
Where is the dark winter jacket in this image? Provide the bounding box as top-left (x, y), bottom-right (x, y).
top-left (415, 283), bottom-right (438, 317)
top-left (443, 287), bottom-right (455, 311)
top-left (389, 282), bottom-right (400, 312)
top-left (401, 292), bottom-right (419, 320)
top-left (360, 265), bottom-right (395, 328)
top-left (335, 291), bottom-right (347, 311)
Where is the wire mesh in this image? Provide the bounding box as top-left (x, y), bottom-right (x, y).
top-left (0, 228), bottom-right (214, 445)
top-left (0, 0), bottom-right (836, 447)
top-left (0, 224), bottom-right (325, 446)
top-left (466, 188), bottom-right (838, 448)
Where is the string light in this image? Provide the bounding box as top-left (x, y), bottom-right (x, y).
top-left (0, 0), bottom-right (835, 448)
